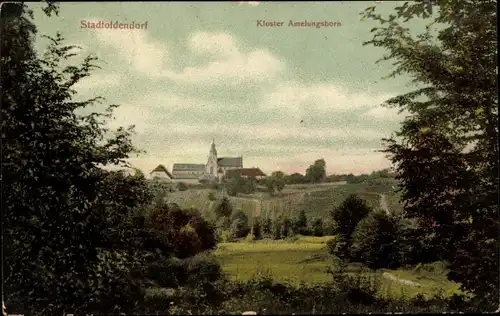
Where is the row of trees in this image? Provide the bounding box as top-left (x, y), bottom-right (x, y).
top-left (213, 194), bottom-right (377, 242)
top-left (213, 197), bottom-right (329, 241)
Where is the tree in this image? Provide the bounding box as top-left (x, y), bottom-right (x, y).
top-left (266, 171), bottom-right (286, 195)
top-left (285, 173), bottom-right (306, 184)
top-left (230, 219), bottom-right (250, 239)
top-left (349, 212), bottom-right (399, 269)
top-left (311, 218), bottom-right (324, 237)
top-left (2, 3), bottom-right (152, 314)
top-left (331, 194), bottom-right (372, 239)
top-left (296, 209), bottom-right (308, 235)
top-left (363, 0), bottom-right (498, 306)
top-left (149, 205), bottom-right (217, 258)
top-left (305, 159), bottom-right (327, 183)
top-left (272, 218), bottom-right (283, 240)
top-left (223, 171), bottom-right (255, 196)
top-left (327, 235), bottom-right (350, 260)
top-left (215, 197), bottom-right (233, 219)
top-left (252, 219), bottom-right (262, 240)
top-left (177, 182), bottom-right (188, 191)
top-left (281, 217), bottom-right (293, 238)
top-left (229, 209), bottom-right (250, 239)
top-left (261, 217), bottom-right (273, 236)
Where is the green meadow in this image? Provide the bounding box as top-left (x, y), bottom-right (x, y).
top-left (214, 236), bottom-right (462, 300)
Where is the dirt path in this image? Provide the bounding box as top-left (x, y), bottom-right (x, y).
top-left (382, 272), bottom-right (421, 287)
top-left (379, 194), bottom-right (390, 215)
top-left (254, 199), bottom-right (262, 217)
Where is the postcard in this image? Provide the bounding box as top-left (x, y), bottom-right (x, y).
top-left (2, 1), bottom-right (497, 315)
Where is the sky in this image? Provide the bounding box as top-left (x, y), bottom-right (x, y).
top-left (29, 1), bottom-right (425, 176)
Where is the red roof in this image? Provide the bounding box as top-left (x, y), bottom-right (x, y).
top-left (231, 168), bottom-right (266, 177)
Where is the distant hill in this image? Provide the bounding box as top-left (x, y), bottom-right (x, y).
top-left (166, 182), bottom-right (402, 221)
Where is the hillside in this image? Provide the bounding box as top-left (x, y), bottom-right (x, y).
top-left (166, 181), bottom-right (403, 221)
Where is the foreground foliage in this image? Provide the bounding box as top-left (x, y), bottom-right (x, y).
top-left (363, 0), bottom-right (498, 308)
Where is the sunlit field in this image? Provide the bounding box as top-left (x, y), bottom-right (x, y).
top-left (214, 236), bottom-right (462, 299)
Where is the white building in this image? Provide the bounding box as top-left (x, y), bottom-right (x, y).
top-left (151, 140), bottom-right (257, 184)
top-left (150, 164), bottom-right (174, 182)
top-left (205, 139), bottom-right (243, 181)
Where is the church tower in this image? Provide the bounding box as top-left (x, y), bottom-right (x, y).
top-left (206, 139), bottom-right (218, 179)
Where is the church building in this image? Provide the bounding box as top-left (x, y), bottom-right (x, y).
top-left (155, 140), bottom-right (245, 184)
top-left (205, 139), bottom-right (243, 181)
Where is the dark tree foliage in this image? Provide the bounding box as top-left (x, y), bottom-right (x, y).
top-left (149, 204), bottom-right (217, 258)
top-left (261, 217), bottom-right (273, 236)
top-left (311, 218), bottom-right (324, 237)
top-left (296, 209), bottom-right (308, 232)
top-left (252, 219), bottom-right (262, 240)
top-left (349, 212), bottom-right (399, 269)
top-left (215, 197), bottom-right (233, 219)
top-left (1, 3), bottom-right (158, 314)
top-left (305, 159), bottom-right (327, 183)
top-left (362, 0), bottom-right (498, 307)
top-left (331, 194), bottom-right (372, 239)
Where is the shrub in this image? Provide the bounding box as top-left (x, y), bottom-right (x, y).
top-left (220, 229), bottom-right (232, 242)
top-left (272, 218), bottom-right (283, 240)
top-left (331, 194), bottom-right (372, 239)
top-left (208, 192), bottom-right (217, 201)
top-left (327, 235), bottom-right (350, 260)
top-left (252, 219), bottom-right (262, 240)
top-left (177, 182), bottom-right (188, 191)
top-left (215, 197), bottom-right (233, 219)
top-left (312, 218), bottom-right (324, 237)
top-left (186, 214), bottom-right (217, 251)
top-left (245, 233), bottom-right (256, 242)
top-left (349, 211), bottom-right (399, 269)
top-left (230, 218), bottom-right (250, 239)
top-left (281, 217), bottom-right (293, 237)
top-left (261, 217), bottom-right (273, 236)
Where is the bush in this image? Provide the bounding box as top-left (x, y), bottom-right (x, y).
top-left (332, 194), bottom-right (372, 239)
top-left (272, 218), bottom-right (283, 240)
top-left (208, 192), bottom-right (217, 201)
top-left (349, 211), bottom-right (399, 269)
top-left (281, 217), bottom-right (293, 237)
top-left (245, 233), bottom-right (256, 242)
top-left (230, 218), bottom-right (250, 239)
top-left (312, 218), bottom-right (324, 237)
top-left (220, 229), bottom-right (232, 242)
top-left (215, 197), bottom-right (233, 219)
top-left (177, 182), bottom-right (189, 191)
top-left (327, 236), bottom-right (350, 260)
top-left (261, 217), bottom-right (273, 236)
top-left (252, 219), bottom-right (262, 240)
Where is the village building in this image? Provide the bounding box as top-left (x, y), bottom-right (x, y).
top-left (171, 163), bottom-right (206, 184)
top-left (150, 140), bottom-right (265, 184)
top-left (150, 164), bottom-right (174, 182)
top-left (226, 167), bottom-right (267, 180)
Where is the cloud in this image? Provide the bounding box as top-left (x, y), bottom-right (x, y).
top-left (165, 32), bottom-right (285, 85)
top-left (237, 1), bottom-right (261, 6)
top-left (262, 82), bottom-right (394, 114)
top-left (93, 27), bottom-right (170, 77)
top-left (364, 106), bottom-right (408, 121)
top-left (91, 27), bottom-right (284, 85)
top-left (188, 32), bottom-right (240, 58)
top-left (83, 24), bottom-right (402, 175)
top-left (72, 72), bottom-right (122, 95)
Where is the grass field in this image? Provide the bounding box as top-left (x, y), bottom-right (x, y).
top-left (166, 182), bottom-right (402, 221)
top-left (214, 236), bottom-right (461, 299)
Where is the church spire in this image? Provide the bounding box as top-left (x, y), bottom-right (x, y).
top-left (210, 138), bottom-right (217, 156)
